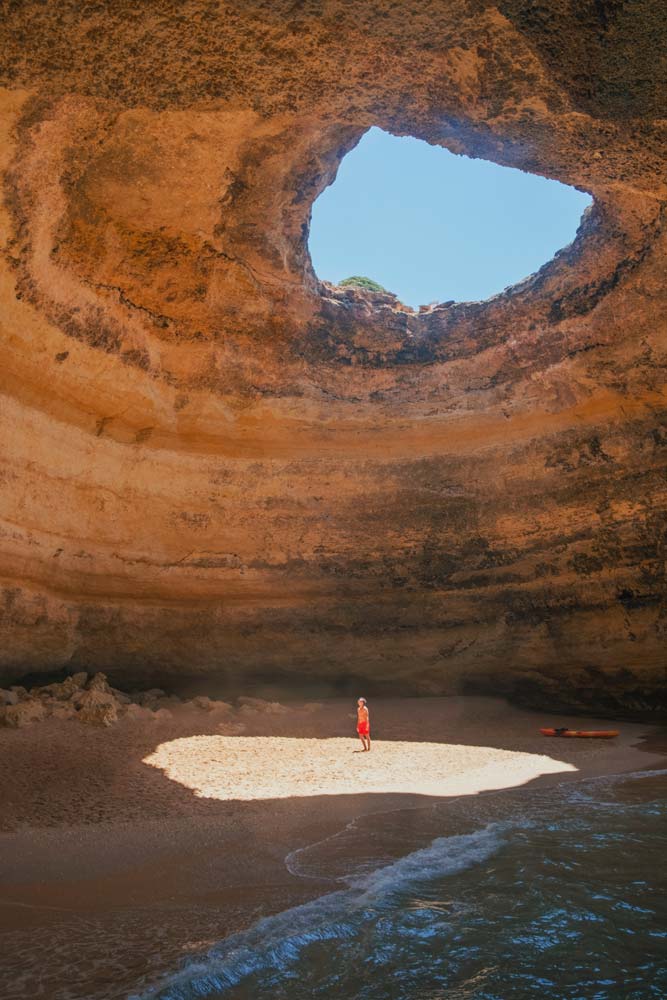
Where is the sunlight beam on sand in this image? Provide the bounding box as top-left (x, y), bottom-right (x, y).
top-left (143, 737), bottom-right (577, 801)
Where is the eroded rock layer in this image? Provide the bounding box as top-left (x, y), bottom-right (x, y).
top-left (0, 2), bottom-right (666, 715)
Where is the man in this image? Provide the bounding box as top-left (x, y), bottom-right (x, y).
top-left (356, 697), bottom-right (371, 751)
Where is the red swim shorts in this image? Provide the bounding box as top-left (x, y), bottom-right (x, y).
top-left (357, 723), bottom-right (370, 736)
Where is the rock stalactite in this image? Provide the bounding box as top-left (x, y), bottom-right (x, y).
top-left (0, 2), bottom-right (665, 715)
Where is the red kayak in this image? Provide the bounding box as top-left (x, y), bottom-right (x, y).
top-left (540, 728), bottom-right (619, 739)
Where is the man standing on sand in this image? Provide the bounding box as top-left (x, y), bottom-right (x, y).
top-left (356, 697), bottom-right (371, 751)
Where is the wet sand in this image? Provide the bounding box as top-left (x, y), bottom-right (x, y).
top-left (0, 696), bottom-right (664, 1000)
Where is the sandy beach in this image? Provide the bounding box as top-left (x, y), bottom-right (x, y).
top-left (1, 696), bottom-right (664, 1000)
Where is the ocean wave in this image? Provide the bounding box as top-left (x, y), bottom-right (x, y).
top-left (345, 821), bottom-right (516, 898)
top-left (134, 822), bottom-right (509, 1000)
top-left (133, 770), bottom-right (667, 999)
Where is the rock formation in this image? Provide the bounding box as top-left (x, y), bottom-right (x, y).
top-left (0, 2), bottom-right (665, 716)
top-left (0, 672), bottom-right (302, 730)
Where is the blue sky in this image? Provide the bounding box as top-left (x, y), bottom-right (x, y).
top-left (309, 127), bottom-right (591, 309)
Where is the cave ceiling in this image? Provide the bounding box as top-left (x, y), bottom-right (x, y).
top-left (0, 1), bottom-right (665, 714)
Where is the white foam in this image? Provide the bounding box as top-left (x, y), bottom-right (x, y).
top-left (136, 770), bottom-right (667, 997)
top-left (134, 822), bottom-right (509, 999)
top-left (348, 821), bottom-right (511, 899)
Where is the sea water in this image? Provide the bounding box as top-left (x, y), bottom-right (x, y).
top-left (137, 770), bottom-right (667, 1000)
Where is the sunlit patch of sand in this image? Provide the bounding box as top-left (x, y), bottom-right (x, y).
top-left (143, 736), bottom-right (576, 801)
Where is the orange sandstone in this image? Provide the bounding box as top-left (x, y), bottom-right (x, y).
top-left (0, 3), bottom-right (665, 715)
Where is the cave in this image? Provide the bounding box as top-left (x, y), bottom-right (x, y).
top-left (0, 1), bottom-right (665, 720)
top-left (1, 6), bottom-right (666, 999)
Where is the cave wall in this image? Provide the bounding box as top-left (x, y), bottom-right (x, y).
top-left (0, 2), bottom-right (666, 714)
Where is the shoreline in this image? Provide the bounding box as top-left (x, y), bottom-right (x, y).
top-left (1, 696), bottom-right (665, 1000)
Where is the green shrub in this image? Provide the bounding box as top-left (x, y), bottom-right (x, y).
top-left (338, 275), bottom-right (390, 294)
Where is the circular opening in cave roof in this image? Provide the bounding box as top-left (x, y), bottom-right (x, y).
top-left (309, 127), bottom-right (592, 310)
